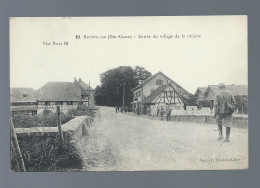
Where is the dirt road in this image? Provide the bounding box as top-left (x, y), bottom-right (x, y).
top-left (81, 106), bottom-right (248, 171)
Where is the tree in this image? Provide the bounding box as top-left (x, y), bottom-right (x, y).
top-left (134, 66), bottom-right (152, 84)
top-left (95, 66), bottom-right (152, 106)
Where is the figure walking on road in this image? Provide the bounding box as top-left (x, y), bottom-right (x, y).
top-left (214, 83), bottom-right (236, 142)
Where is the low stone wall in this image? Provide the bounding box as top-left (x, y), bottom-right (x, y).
top-left (15, 116), bottom-right (92, 138)
top-left (14, 116), bottom-right (93, 171)
top-left (170, 114), bottom-right (248, 129)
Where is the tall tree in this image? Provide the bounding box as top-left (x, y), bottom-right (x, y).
top-left (134, 66), bottom-right (152, 84)
top-left (95, 66), bottom-right (152, 106)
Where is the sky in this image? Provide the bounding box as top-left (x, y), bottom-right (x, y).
top-left (10, 16), bottom-right (247, 94)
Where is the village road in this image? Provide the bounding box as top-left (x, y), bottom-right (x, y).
top-left (81, 106), bottom-right (248, 171)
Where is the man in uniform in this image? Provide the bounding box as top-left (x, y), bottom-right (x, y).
top-left (214, 83), bottom-right (236, 142)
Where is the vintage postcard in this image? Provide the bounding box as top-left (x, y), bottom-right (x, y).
top-left (10, 16), bottom-right (248, 171)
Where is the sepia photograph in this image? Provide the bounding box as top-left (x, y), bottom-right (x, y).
top-left (10, 16), bottom-right (248, 172)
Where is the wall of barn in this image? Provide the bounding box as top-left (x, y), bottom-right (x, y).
top-left (37, 101), bottom-right (80, 114)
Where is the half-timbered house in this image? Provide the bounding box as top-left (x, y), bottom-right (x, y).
top-left (35, 82), bottom-right (82, 114)
top-left (74, 78), bottom-right (95, 108)
top-left (142, 83), bottom-right (191, 116)
top-left (131, 71), bottom-right (194, 114)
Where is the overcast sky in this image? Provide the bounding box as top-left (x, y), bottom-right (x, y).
top-left (10, 16), bottom-right (247, 93)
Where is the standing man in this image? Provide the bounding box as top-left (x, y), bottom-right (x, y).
top-left (160, 106), bottom-right (164, 120)
top-left (156, 104), bottom-right (160, 117)
top-left (166, 104), bottom-right (172, 121)
top-left (214, 83), bottom-right (236, 142)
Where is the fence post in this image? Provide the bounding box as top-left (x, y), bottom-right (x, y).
top-left (10, 117), bottom-right (26, 172)
top-left (57, 106), bottom-right (64, 151)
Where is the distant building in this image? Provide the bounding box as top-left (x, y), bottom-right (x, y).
top-left (10, 88), bottom-right (37, 116)
top-left (11, 78), bottom-right (96, 115)
top-left (142, 83), bottom-right (192, 115)
top-left (194, 85), bottom-right (248, 110)
top-left (74, 78), bottom-right (95, 108)
top-left (131, 71), bottom-right (194, 114)
top-left (35, 82), bottom-right (82, 114)
top-left (193, 87), bottom-right (207, 106)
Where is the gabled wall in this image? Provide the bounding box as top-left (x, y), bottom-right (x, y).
top-left (142, 73), bottom-right (171, 99)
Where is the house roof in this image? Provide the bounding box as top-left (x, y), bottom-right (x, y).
top-left (79, 80), bottom-right (94, 91)
top-left (74, 78), bottom-right (94, 96)
top-left (10, 88), bottom-right (37, 103)
top-left (194, 87), bottom-right (207, 97)
top-left (35, 82), bottom-right (81, 101)
top-left (131, 71), bottom-right (192, 97)
top-left (205, 85), bottom-right (248, 96)
top-left (142, 83), bottom-right (190, 105)
top-left (142, 84), bottom-right (168, 104)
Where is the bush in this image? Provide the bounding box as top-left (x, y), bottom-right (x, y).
top-left (67, 105), bottom-right (95, 117)
top-left (12, 106), bottom-right (94, 128)
top-left (11, 106), bottom-right (95, 171)
top-left (11, 134), bottom-right (83, 172)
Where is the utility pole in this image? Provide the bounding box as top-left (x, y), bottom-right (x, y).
top-left (123, 81), bottom-right (125, 108)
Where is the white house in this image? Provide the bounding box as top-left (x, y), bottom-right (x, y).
top-left (131, 71), bottom-right (194, 114)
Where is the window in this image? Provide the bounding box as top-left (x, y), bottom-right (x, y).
top-left (22, 94), bottom-right (28, 97)
top-left (67, 101), bottom-right (73, 105)
top-left (156, 79), bottom-right (163, 85)
top-left (55, 101), bottom-right (63, 105)
top-left (136, 91), bottom-right (140, 97)
top-left (45, 101), bottom-right (50, 105)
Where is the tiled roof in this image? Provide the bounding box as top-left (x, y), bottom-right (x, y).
top-left (10, 88), bottom-right (37, 103)
top-left (35, 82), bottom-right (81, 101)
top-left (79, 80), bottom-right (94, 91)
top-left (194, 87), bottom-right (207, 97)
top-left (198, 87), bottom-right (207, 94)
top-left (74, 78), bottom-right (94, 96)
top-left (142, 85), bottom-right (167, 104)
top-left (205, 85), bottom-right (248, 96)
top-left (131, 71), bottom-right (192, 97)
